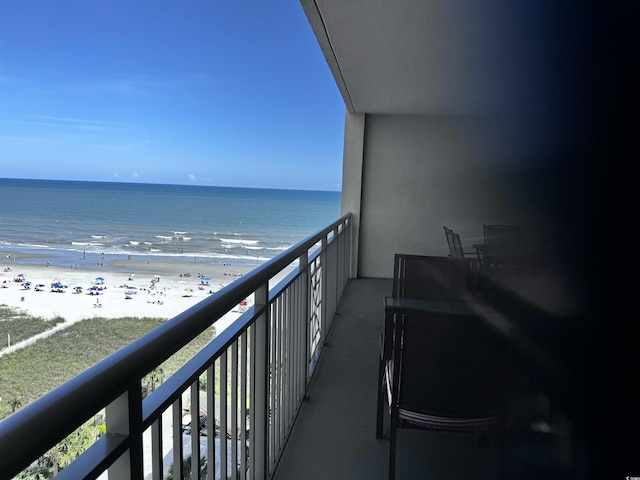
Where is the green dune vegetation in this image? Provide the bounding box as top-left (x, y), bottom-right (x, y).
top-left (0, 305), bottom-right (65, 349)
top-left (1, 306), bottom-right (218, 479)
top-left (0, 307), bottom-right (216, 421)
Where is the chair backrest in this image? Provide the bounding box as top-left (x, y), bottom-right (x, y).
top-left (443, 226), bottom-right (465, 258)
top-left (397, 311), bottom-right (513, 419)
top-left (392, 254), bottom-right (468, 300)
top-left (483, 224), bottom-right (520, 250)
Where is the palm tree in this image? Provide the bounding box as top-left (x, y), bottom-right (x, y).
top-left (166, 455), bottom-right (207, 480)
top-left (9, 397), bottom-right (22, 413)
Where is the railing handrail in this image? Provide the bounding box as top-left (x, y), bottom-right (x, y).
top-left (0, 213), bottom-right (352, 477)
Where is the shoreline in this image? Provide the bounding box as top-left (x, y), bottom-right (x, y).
top-left (0, 252), bottom-right (288, 330)
top-left (1, 246), bottom-right (268, 273)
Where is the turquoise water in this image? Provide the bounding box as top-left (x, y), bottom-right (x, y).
top-left (0, 178), bottom-right (341, 268)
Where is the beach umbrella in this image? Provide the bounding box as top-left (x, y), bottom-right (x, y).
top-left (183, 288), bottom-right (194, 297)
top-left (94, 277), bottom-right (105, 284)
top-left (125, 290), bottom-right (136, 296)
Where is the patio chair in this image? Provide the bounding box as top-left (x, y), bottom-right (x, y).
top-left (446, 225), bottom-right (478, 257)
top-left (382, 309), bottom-right (514, 479)
top-left (481, 224), bottom-right (521, 271)
top-left (443, 225), bottom-right (481, 277)
top-left (443, 225), bottom-right (465, 258)
top-left (377, 255), bottom-right (470, 439)
top-left (390, 254), bottom-right (469, 300)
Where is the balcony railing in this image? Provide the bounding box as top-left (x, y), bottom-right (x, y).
top-left (0, 214), bottom-right (352, 480)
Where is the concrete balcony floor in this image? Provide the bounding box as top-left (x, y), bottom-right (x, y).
top-left (272, 278), bottom-right (504, 480)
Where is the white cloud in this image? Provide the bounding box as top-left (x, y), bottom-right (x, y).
top-left (187, 174), bottom-right (214, 183)
top-left (131, 172), bottom-right (139, 178)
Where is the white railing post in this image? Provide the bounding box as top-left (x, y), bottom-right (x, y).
top-left (299, 254), bottom-right (307, 399)
top-left (320, 236), bottom-right (328, 346)
top-left (207, 363), bottom-right (216, 479)
top-left (106, 384), bottom-right (143, 480)
top-left (298, 251), bottom-right (309, 389)
top-left (150, 416), bottom-right (162, 480)
top-left (190, 381), bottom-right (200, 476)
top-left (327, 225), bottom-right (339, 329)
top-left (338, 225), bottom-right (344, 321)
top-left (254, 282), bottom-right (269, 478)
top-left (220, 349), bottom-right (228, 478)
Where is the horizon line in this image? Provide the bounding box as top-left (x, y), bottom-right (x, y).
top-left (0, 176), bottom-right (342, 194)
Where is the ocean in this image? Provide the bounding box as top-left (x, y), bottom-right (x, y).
top-left (0, 178), bottom-right (341, 270)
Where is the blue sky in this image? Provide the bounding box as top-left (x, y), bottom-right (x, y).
top-left (0, 1), bottom-right (345, 191)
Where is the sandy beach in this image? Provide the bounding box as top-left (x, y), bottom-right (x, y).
top-left (0, 252), bottom-right (290, 353)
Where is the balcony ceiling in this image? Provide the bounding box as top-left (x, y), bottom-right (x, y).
top-left (302, 0), bottom-right (551, 117)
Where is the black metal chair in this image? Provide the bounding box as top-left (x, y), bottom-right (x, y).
top-left (384, 309), bottom-right (513, 479)
top-left (377, 254), bottom-right (513, 479)
top-left (443, 225), bottom-right (481, 282)
top-left (379, 254), bottom-right (470, 434)
top-left (377, 255), bottom-right (470, 443)
top-left (481, 224), bottom-right (520, 268)
top-left (389, 253), bottom-right (470, 300)
top-left (443, 226), bottom-right (465, 258)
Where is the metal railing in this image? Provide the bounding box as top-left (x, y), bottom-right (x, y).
top-left (0, 214), bottom-right (352, 479)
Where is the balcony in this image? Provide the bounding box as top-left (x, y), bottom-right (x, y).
top-left (0, 215), bottom-right (353, 480)
top-left (0, 212), bottom-right (628, 479)
top-left (0, 215), bottom-right (527, 480)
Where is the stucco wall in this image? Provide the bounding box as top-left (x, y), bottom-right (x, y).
top-left (340, 111), bottom-right (365, 278)
top-left (349, 113), bottom-right (553, 278)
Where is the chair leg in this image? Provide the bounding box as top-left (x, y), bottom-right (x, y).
top-left (388, 413), bottom-right (397, 480)
top-left (376, 357), bottom-right (386, 438)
